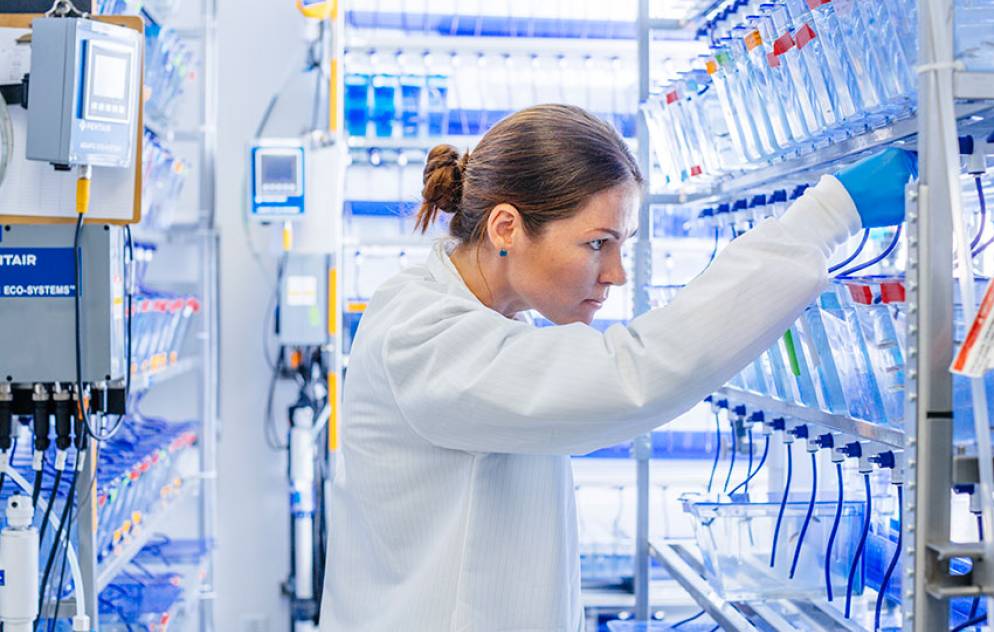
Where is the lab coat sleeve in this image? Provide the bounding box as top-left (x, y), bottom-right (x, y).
top-left (383, 175), bottom-right (862, 456)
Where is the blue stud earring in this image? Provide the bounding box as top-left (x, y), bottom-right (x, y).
top-left (499, 249), bottom-right (508, 257)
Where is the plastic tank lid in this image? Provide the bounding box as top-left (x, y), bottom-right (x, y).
top-left (790, 184), bottom-right (810, 199)
top-left (733, 199), bottom-right (749, 211)
top-left (716, 202), bottom-right (731, 214)
top-left (771, 189), bottom-right (788, 203)
top-left (698, 207), bottom-right (715, 218)
top-left (759, 2), bottom-right (777, 7)
top-left (749, 193), bottom-right (767, 207)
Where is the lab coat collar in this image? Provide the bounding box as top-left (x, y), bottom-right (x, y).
top-left (426, 240), bottom-right (533, 325)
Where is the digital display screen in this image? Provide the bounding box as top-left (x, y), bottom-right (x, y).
top-left (91, 53), bottom-right (128, 100)
top-left (262, 155), bottom-right (299, 186)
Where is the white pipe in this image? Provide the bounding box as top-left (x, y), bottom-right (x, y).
top-left (3, 467), bottom-right (86, 622)
top-left (922, 1), bottom-right (994, 625)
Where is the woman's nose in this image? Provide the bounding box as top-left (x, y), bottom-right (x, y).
top-left (599, 251), bottom-right (627, 286)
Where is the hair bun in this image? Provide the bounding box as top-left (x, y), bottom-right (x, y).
top-left (422, 144), bottom-right (466, 215)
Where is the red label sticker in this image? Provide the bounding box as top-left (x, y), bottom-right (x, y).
top-left (846, 284), bottom-right (873, 305)
top-left (666, 90), bottom-right (679, 104)
top-left (690, 165), bottom-right (703, 177)
top-left (806, 0), bottom-right (831, 8)
top-left (767, 52), bottom-right (781, 68)
top-left (795, 23), bottom-right (817, 49)
top-left (880, 281), bottom-right (906, 304)
top-left (774, 32), bottom-right (795, 55)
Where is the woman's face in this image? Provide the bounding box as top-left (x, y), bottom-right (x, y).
top-left (506, 184), bottom-right (639, 325)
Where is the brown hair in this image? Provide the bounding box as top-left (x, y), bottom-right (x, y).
top-left (415, 104), bottom-right (643, 242)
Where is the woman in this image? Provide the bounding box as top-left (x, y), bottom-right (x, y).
top-left (321, 104), bottom-right (914, 631)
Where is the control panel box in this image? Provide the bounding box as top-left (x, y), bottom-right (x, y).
top-left (26, 17), bottom-right (142, 168)
top-left (278, 253), bottom-right (329, 346)
top-left (0, 224), bottom-right (125, 383)
top-left (249, 140), bottom-right (306, 220)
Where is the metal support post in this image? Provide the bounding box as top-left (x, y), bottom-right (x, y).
top-left (905, 0), bottom-right (955, 627)
top-left (633, 0), bottom-right (652, 622)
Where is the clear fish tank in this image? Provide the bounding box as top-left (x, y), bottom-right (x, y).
top-left (681, 493), bottom-right (866, 601)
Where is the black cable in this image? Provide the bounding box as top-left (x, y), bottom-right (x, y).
top-left (0, 438), bottom-right (18, 498)
top-left (35, 467), bottom-right (78, 628)
top-left (37, 468), bottom-right (62, 549)
top-left (123, 224), bottom-right (134, 405)
top-left (50, 491), bottom-right (76, 632)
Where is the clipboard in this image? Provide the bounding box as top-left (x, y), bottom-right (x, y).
top-left (0, 12), bottom-right (144, 225)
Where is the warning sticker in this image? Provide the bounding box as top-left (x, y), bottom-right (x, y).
top-left (286, 275), bottom-right (318, 307)
top-left (952, 277), bottom-right (994, 377)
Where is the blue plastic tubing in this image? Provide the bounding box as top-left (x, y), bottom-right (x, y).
top-left (846, 473), bottom-right (873, 619)
top-left (729, 435), bottom-right (770, 497)
top-left (825, 462), bottom-right (845, 602)
top-left (706, 413), bottom-right (722, 494)
top-left (874, 485), bottom-right (903, 631)
top-left (771, 442), bottom-right (794, 568)
top-left (790, 452), bottom-right (818, 579)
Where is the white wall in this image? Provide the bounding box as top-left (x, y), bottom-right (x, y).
top-left (213, 2), bottom-right (307, 630)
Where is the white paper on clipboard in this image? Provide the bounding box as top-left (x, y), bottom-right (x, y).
top-left (0, 28), bottom-right (30, 85)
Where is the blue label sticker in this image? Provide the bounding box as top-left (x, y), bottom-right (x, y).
top-left (0, 248), bottom-right (78, 299)
top-left (0, 569), bottom-right (6, 586)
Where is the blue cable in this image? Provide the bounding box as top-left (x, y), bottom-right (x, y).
top-left (952, 613), bottom-right (989, 632)
top-left (825, 462), bottom-right (844, 602)
top-left (971, 176), bottom-right (987, 250)
top-left (722, 418), bottom-right (738, 494)
top-left (745, 427), bottom-right (754, 495)
top-left (973, 180), bottom-right (993, 257)
top-left (706, 413), bottom-right (721, 494)
top-left (874, 484), bottom-right (903, 632)
top-left (671, 609), bottom-right (705, 628)
top-left (728, 434), bottom-right (770, 497)
top-left (836, 224), bottom-right (903, 278)
top-left (706, 226), bottom-right (719, 268)
top-left (969, 513), bottom-right (984, 621)
top-left (828, 229), bottom-right (871, 274)
top-left (770, 442), bottom-right (793, 568)
top-left (845, 473), bottom-right (873, 619)
top-left (790, 452), bottom-right (818, 579)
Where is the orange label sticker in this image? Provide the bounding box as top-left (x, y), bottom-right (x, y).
top-left (745, 30), bottom-right (763, 52)
top-left (706, 59), bottom-right (719, 75)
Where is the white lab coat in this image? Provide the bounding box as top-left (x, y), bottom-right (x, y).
top-left (320, 175), bottom-right (861, 631)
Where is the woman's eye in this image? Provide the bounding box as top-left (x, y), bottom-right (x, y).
top-left (588, 239), bottom-right (606, 251)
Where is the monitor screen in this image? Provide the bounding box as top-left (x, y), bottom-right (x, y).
top-left (261, 154), bottom-right (298, 186)
top-left (91, 52), bottom-right (128, 100)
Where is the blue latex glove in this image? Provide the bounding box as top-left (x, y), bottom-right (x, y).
top-left (835, 148), bottom-right (918, 228)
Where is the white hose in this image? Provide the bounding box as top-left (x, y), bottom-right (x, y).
top-left (922, 1), bottom-right (994, 625)
top-left (3, 466), bottom-right (87, 622)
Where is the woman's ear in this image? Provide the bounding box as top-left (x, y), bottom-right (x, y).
top-left (486, 203), bottom-right (522, 253)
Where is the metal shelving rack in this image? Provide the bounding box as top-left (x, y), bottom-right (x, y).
top-left (60, 1), bottom-right (220, 630)
top-left (632, 0), bottom-right (994, 629)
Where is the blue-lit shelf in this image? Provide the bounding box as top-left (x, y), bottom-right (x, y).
top-left (653, 102), bottom-right (994, 204)
top-left (717, 387), bottom-right (904, 449)
top-left (346, 11), bottom-right (639, 41)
